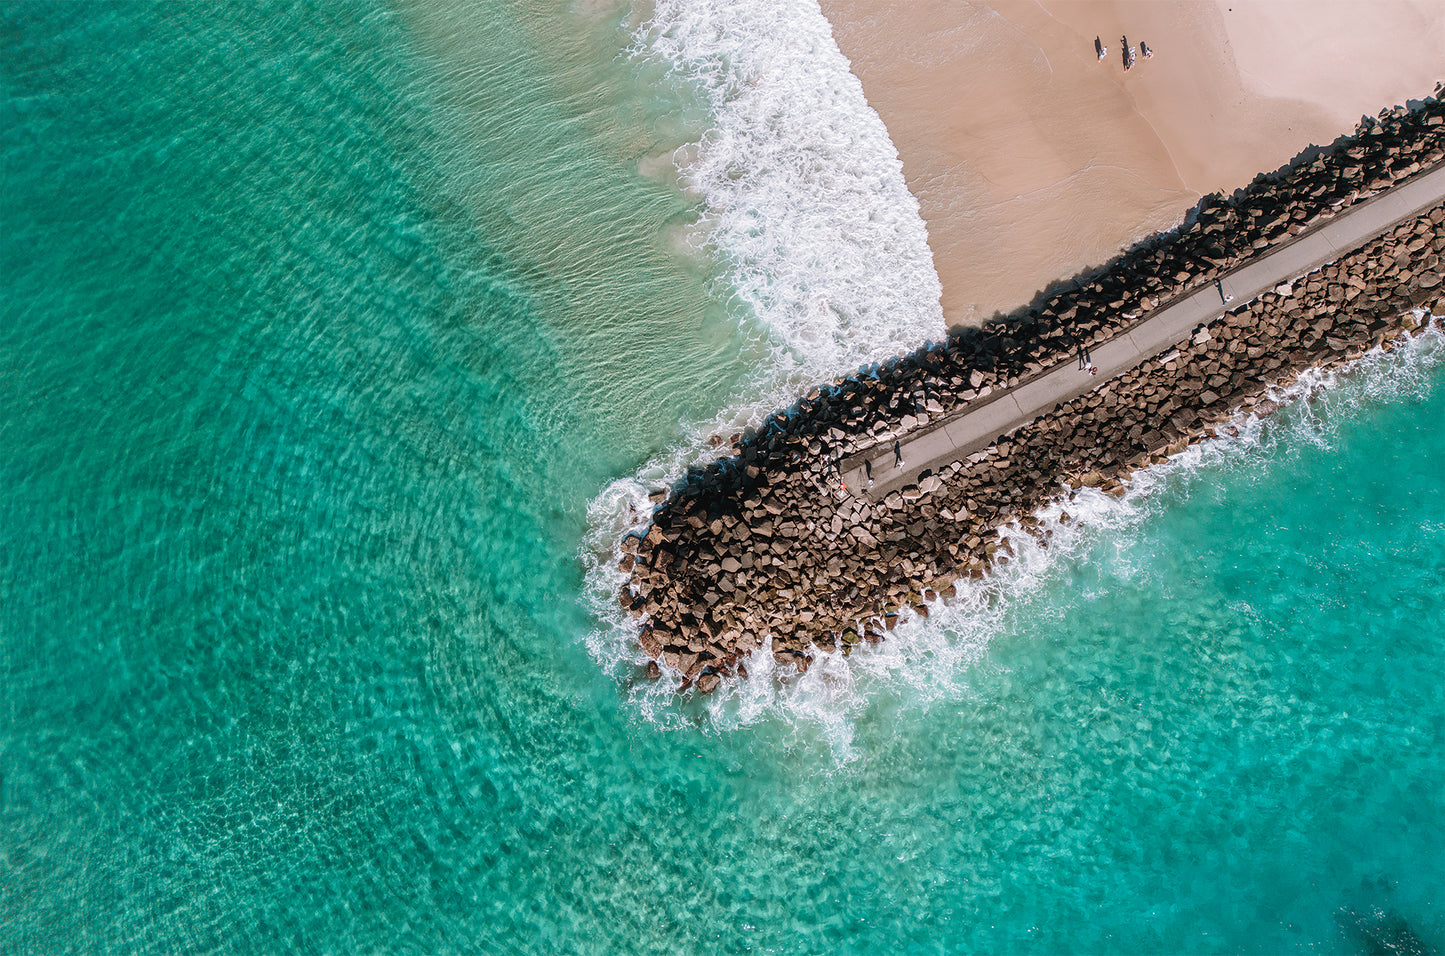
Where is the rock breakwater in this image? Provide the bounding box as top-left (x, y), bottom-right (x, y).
top-left (619, 94), bottom-right (1445, 692)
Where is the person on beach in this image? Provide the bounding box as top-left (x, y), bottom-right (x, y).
top-left (1140, 40), bottom-right (1153, 59)
top-left (894, 440), bottom-right (904, 469)
top-left (1122, 36), bottom-right (1136, 70)
top-left (1095, 35), bottom-right (1106, 60)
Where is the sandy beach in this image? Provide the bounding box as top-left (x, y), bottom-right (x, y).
top-left (819, 0), bottom-right (1445, 325)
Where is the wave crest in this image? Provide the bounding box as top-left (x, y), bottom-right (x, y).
top-left (631, 0), bottom-right (944, 370)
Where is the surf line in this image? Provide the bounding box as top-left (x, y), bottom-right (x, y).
top-left (618, 91), bottom-right (1445, 694)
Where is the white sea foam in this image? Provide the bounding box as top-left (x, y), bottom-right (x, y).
top-left (629, 0), bottom-right (944, 372)
top-left (584, 319), bottom-right (1444, 758)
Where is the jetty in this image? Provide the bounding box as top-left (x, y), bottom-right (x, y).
top-left (619, 93), bottom-right (1445, 693)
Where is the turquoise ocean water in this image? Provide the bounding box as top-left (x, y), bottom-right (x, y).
top-left (3, 2), bottom-right (1441, 953)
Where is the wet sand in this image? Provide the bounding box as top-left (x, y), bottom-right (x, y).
top-left (819, 0), bottom-right (1445, 325)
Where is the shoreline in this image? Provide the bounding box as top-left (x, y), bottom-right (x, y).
top-left (620, 95), bottom-right (1445, 692)
top-left (818, 0), bottom-right (1445, 326)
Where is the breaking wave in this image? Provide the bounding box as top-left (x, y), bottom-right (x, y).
top-left (632, 0), bottom-right (944, 371)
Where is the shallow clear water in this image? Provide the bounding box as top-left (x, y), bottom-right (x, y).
top-left (3, 2), bottom-right (1441, 953)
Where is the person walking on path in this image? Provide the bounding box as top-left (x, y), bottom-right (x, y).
top-left (894, 440), bottom-right (905, 470)
top-left (1074, 333), bottom-right (1098, 375)
top-left (1216, 278), bottom-right (1234, 305)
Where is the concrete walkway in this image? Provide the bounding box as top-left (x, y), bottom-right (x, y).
top-left (842, 163), bottom-right (1445, 501)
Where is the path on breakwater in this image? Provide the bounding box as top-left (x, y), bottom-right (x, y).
top-left (844, 163), bottom-right (1445, 500)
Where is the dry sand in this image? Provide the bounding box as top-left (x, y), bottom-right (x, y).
top-left (819, 0), bottom-right (1445, 325)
